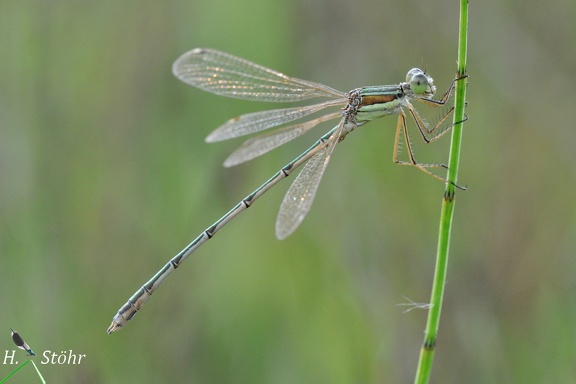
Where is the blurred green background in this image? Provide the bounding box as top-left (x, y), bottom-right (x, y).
top-left (1, 0), bottom-right (575, 383)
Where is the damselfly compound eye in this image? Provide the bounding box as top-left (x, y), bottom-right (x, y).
top-left (405, 68), bottom-right (424, 82)
top-left (409, 73), bottom-right (432, 95)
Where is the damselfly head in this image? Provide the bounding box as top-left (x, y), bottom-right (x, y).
top-left (406, 68), bottom-right (436, 97)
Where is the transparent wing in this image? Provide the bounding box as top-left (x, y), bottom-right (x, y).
top-left (275, 123), bottom-right (343, 240)
top-left (224, 111), bottom-right (342, 167)
top-left (206, 99), bottom-right (346, 142)
top-left (173, 48), bottom-right (347, 102)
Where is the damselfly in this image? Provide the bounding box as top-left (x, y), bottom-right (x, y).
top-left (108, 48), bottom-right (465, 333)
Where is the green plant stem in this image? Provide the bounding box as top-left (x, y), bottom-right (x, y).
top-left (414, 1), bottom-right (468, 383)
